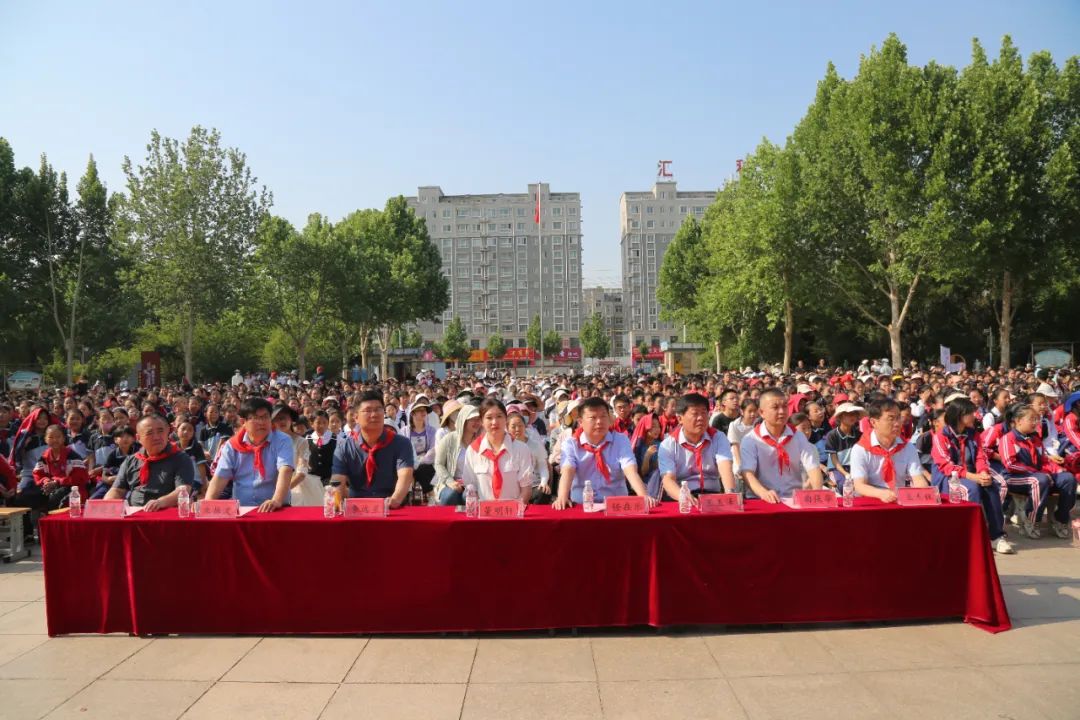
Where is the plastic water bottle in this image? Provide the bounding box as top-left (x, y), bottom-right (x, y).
top-left (68, 486), bottom-right (82, 518)
top-left (948, 471), bottom-right (962, 504)
top-left (323, 484), bottom-right (336, 518)
top-left (842, 476), bottom-right (854, 508)
top-left (678, 480), bottom-right (692, 514)
top-left (464, 485), bottom-right (479, 518)
top-left (583, 480), bottom-right (595, 512)
top-left (177, 484), bottom-right (191, 518)
top-left (412, 481), bottom-right (425, 506)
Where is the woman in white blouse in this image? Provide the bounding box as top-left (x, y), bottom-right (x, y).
top-left (461, 398), bottom-right (534, 502)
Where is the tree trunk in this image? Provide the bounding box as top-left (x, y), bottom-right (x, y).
top-left (887, 283), bottom-right (903, 369)
top-left (998, 270), bottom-right (1013, 370)
top-left (340, 338), bottom-right (349, 381)
top-left (714, 341), bottom-right (721, 374)
top-left (65, 339), bottom-right (75, 386)
top-left (358, 327), bottom-right (371, 374)
top-left (182, 312), bottom-right (195, 384)
top-left (378, 326), bottom-right (392, 382)
top-left (782, 299), bottom-right (794, 375)
top-left (296, 335), bottom-right (307, 381)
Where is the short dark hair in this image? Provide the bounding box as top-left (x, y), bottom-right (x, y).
top-left (676, 393), bottom-right (709, 415)
top-left (112, 425), bottom-right (136, 439)
top-left (758, 388), bottom-right (785, 405)
top-left (239, 397), bottom-right (274, 419)
top-left (867, 398), bottom-right (900, 419)
top-left (612, 393), bottom-right (631, 406)
top-left (579, 396), bottom-right (610, 414)
top-left (271, 404), bottom-right (297, 422)
top-left (477, 397), bottom-right (507, 419)
top-left (944, 397), bottom-right (977, 431)
top-left (356, 390), bottom-right (384, 407)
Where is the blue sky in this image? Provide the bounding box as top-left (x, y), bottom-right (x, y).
top-left (2, 1), bottom-right (1076, 287)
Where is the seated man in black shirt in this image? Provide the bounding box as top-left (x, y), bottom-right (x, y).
top-left (106, 414), bottom-right (195, 510)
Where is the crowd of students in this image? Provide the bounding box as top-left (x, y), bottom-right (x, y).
top-left (2, 360), bottom-right (1077, 555)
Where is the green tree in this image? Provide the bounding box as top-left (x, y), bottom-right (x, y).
top-left (798, 36), bottom-right (966, 366)
top-left (117, 126), bottom-right (271, 381)
top-left (957, 38), bottom-right (1077, 367)
top-left (251, 213), bottom-right (336, 380)
top-left (333, 197), bottom-right (448, 380)
top-left (579, 312), bottom-right (611, 360)
top-left (637, 340), bottom-right (651, 361)
top-left (436, 316), bottom-right (470, 366)
top-left (487, 331), bottom-right (507, 361)
top-left (542, 330), bottom-right (562, 358)
top-left (526, 315), bottom-right (542, 355)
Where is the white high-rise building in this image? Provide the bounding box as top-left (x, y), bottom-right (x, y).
top-left (619, 181), bottom-right (716, 348)
top-left (405, 184), bottom-right (583, 351)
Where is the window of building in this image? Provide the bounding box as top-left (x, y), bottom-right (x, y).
top-left (555, 323), bottom-right (564, 331)
top-left (679, 206), bottom-right (687, 214)
top-left (457, 208), bottom-right (469, 218)
top-left (517, 336), bottom-right (527, 344)
top-left (517, 208), bottom-right (526, 216)
top-left (442, 224), bottom-right (451, 232)
top-left (500, 207), bottom-right (510, 217)
top-left (630, 204), bottom-right (639, 214)
top-left (552, 207), bottom-right (562, 216)
top-left (552, 221), bottom-right (562, 229)
top-left (646, 206), bottom-right (653, 214)
top-left (646, 220), bottom-right (655, 229)
top-left (569, 207), bottom-right (577, 215)
top-left (470, 339), bottom-right (480, 349)
top-left (630, 220), bottom-right (639, 229)
top-left (442, 209), bottom-right (451, 218)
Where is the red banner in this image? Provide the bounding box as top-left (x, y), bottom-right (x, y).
top-left (632, 346), bottom-right (664, 361)
top-left (503, 348), bottom-right (538, 361)
top-left (140, 351), bottom-right (161, 389)
top-left (553, 347), bottom-right (582, 362)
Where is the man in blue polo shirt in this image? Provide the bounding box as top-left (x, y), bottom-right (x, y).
top-left (659, 393), bottom-right (736, 505)
top-left (331, 390), bottom-right (414, 508)
top-left (205, 397), bottom-right (294, 512)
top-left (552, 396), bottom-right (655, 510)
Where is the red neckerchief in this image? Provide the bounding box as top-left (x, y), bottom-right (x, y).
top-left (574, 427), bottom-right (612, 484)
top-left (674, 427), bottom-right (718, 491)
top-left (133, 443), bottom-right (179, 486)
top-left (471, 435), bottom-right (506, 497)
top-left (754, 424), bottom-right (794, 475)
top-left (857, 432), bottom-right (907, 489)
top-left (611, 417), bottom-right (630, 435)
top-left (353, 428), bottom-right (396, 487)
top-left (41, 446), bottom-right (71, 482)
top-left (229, 429), bottom-right (270, 483)
top-left (1013, 429), bottom-right (1043, 470)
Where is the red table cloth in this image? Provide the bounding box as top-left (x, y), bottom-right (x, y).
top-left (40, 498), bottom-right (1010, 636)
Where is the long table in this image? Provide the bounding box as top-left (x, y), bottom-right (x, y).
top-left (40, 498), bottom-right (1011, 636)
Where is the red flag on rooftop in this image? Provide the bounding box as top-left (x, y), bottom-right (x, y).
top-left (534, 183), bottom-right (541, 224)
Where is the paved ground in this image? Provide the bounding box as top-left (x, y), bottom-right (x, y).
top-left (0, 533), bottom-right (1077, 719)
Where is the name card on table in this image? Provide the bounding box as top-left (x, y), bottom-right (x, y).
top-left (699, 493), bottom-right (743, 513)
top-left (605, 496), bottom-right (648, 516)
top-left (791, 489), bottom-right (837, 509)
top-left (479, 500), bottom-right (523, 519)
top-left (897, 487), bottom-right (941, 506)
top-left (343, 498), bottom-right (390, 518)
top-left (195, 499), bottom-right (239, 519)
top-left (82, 500), bottom-right (126, 519)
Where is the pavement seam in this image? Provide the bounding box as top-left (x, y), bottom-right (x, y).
top-left (177, 636), bottom-right (264, 718)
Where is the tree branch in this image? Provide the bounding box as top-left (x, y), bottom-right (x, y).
top-left (896, 270), bottom-right (922, 327)
top-left (826, 276), bottom-right (889, 331)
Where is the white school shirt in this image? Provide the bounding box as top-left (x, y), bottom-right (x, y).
top-left (848, 432), bottom-right (924, 492)
top-left (658, 428), bottom-right (733, 492)
top-left (738, 424), bottom-right (818, 498)
top-left (461, 434), bottom-right (534, 501)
